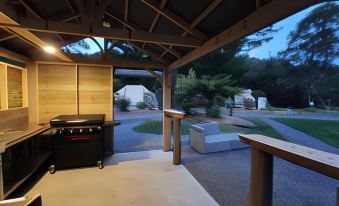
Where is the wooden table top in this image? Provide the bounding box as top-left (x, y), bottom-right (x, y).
top-left (0, 124), bottom-right (50, 153)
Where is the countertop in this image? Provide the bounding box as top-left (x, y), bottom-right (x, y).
top-left (0, 124), bottom-right (50, 153)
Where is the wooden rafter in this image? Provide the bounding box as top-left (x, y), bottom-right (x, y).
top-left (160, 0), bottom-right (222, 58)
top-left (124, 0), bottom-right (129, 30)
top-left (17, 0), bottom-right (64, 42)
top-left (0, 1), bottom-right (71, 62)
top-left (141, 0), bottom-right (183, 60)
top-left (65, 0), bottom-right (80, 23)
top-left (145, 67), bottom-right (163, 86)
top-left (256, 0), bottom-right (262, 9)
top-left (142, 0), bottom-right (167, 48)
top-left (140, 0), bottom-right (208, 40)
top-left (74, 0), bottom-right (112, 25)
top-left (105, 11), bottom-right (169, 64)
top-left (105, 11), bottom-right (174, 63)
top-left (132, 42), bottom-right (169, 64)
top-left (0, 33), bottom-right (16, 42)
top-left (168, 0), bottom-right (322, 70)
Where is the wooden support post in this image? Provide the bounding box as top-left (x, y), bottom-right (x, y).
top-left (163, 115), bottom-right (172, 152)
top-left (162, 69), bottom-right (171, 152)
top-left (249, 148), bottom-right (273, 206)
top-left (173, 118), bottom-right (181, 165)
top-left (164, 109), bottom-right (185, 164)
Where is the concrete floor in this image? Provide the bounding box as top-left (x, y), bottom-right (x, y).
top-left (26, 150), bottom-right (218, 206)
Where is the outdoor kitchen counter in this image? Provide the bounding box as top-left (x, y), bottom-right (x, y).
top-left (0, 124), bottom-right (50, 153)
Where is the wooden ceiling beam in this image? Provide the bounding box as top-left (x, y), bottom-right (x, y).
top-left (105, 11), bottom-right (179, 61)
top-left (17, 0), bottom-right (64, 42)
top-left (3, 18), bottom-right (202, 47)
top-left (168, 0), bottom-right (323, 70)
top-left (140, 0), bottom-right (208, 40)
top-left (37, 55), bottom-right (167, 69)
top-left (160, 0), bottom-right (222, 58)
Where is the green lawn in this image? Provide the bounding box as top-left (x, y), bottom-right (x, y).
top-left (219, 119), bottom-right (285, 140)
top-left (273, 118), bottom-right (339, 148)
top-left (132, 120), bottom-right (192, 135)
top-left (132, 118), bottom-right (285, 140)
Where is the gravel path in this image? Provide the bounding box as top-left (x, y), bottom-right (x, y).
top-left (259, 118), bottom-right (339, 155)
top-left (182, 146), bottom-right (339, 206)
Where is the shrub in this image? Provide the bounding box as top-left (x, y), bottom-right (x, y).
top-left (206, 104), bottom-right (221, 118)
top-left (144, 92), bottom-right (157, 108)
top-left (136, 102), bottom-right (147, 109)
top-left (116, 98), bottom-right (131, 111)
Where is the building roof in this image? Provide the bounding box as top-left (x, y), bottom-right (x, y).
top-left (0, 0), bottom-right (321, 69)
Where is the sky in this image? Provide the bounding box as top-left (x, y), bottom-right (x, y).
top-left (247, 3), bottom-right (324, 59)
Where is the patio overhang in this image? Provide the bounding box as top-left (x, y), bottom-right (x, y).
top-left (0, 0), bottom-right (323, 68)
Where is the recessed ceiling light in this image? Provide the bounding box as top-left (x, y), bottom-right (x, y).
top-left (43, 46), bottom-right (56, 53)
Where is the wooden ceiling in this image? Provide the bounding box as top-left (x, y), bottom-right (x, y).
top-left (0, 0), bottom-right (323, 69)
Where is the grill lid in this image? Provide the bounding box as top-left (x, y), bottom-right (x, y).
top-left (50, 114), bottom-right (105, 127)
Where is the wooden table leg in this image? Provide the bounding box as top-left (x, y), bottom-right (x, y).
top-left (249, 148), bottom-right (273, 206)
top-left (163, 115), bottom-right (172, 152)
top-left (173, 118), bottom-right (181, 165)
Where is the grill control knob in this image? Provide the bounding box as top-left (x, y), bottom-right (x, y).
top-left (80, 129), bottom-right (83, 133)
top-left (70, 129), bottom-right (73, 134)
top-left (89, 128), bottom-right (93, 132)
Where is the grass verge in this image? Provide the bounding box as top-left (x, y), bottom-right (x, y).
top-left (273, 118), bottom-right (339, 148)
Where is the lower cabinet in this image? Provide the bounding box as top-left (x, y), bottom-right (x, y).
top-left (0, 133), bottom-right (52, 200)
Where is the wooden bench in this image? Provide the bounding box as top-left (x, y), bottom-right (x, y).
top-left (239, 134), bottom-right (339, 206)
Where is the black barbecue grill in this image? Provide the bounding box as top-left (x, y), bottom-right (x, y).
top-left (49, 114), bottom-right (106, 173)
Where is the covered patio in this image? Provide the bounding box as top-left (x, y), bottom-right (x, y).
top-left (0, 0), bottom-right (337, 206)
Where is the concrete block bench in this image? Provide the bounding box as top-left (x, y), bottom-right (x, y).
top-left (190, 122), bottom-right (249, 153)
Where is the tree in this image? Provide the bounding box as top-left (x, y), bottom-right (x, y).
top-left (185, 73), bottom-right (241, 117)
top-left (278, 3), bottom-right (339, 108)
top-left (178, 26), bottom-right (280, 79)
top-left (279, 3), bottom-right (339, 67)
top-left (174, 68), bottom-right (197, 114)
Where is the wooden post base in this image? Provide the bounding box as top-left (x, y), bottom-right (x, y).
top-left (248, 148), bottom-right (273, 206)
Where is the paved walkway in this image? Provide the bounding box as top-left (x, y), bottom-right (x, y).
top-left (259, 118), bottom-right (339, 154)
top-left (234, 111), bottom-right (339, 120)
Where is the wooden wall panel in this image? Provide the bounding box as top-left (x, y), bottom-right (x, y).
top-left (0, 107), bottom-right (28, 132)
top-left (38, 64), bottom-right (77, 123)
top-left (27, 62), bottom-right (37, 124)
top-left (78, 66), bottom-right (112, 121)
top-left (0, 64), bottom-right (7, 110)
top-left (7, 66), bottom-right (23, 108)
